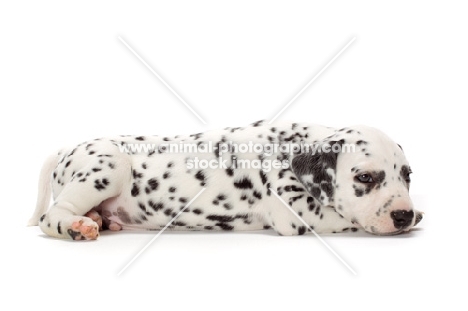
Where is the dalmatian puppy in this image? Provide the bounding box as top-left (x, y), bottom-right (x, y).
top-left (29, 120), bottom-right (423, 240)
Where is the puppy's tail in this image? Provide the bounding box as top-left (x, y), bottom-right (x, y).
top-left (27, 152), bottom-right (61, 226)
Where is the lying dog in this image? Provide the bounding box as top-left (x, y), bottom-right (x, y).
top-left (29, 120), bottom-right (423, 240)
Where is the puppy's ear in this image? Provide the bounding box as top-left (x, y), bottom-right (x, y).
top-left (291, 140), bottom-right (342, 206)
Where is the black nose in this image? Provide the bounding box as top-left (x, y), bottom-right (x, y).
top-left (390, 210), bottom-right (414, 229)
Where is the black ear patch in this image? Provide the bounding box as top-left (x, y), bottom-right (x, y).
top-left (291, 140), bottom-right (343, 205)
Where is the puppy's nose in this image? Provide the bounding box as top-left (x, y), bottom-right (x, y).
top-left (390, 210), bottom-right (414, 229)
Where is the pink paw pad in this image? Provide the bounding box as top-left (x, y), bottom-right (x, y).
top-left (68, 219), bottom-right (99, 240)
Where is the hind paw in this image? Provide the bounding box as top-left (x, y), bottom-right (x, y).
top-left (85, 210), bottom-right (103, 229)
top-left (68, 218), bottom-right (99, 240)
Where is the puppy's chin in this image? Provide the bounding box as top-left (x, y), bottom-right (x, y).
top-left (368, 227), bottom-right (404, 236)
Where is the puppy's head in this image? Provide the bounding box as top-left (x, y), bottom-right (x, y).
top-left (291, 126), bottom-right (422, 235)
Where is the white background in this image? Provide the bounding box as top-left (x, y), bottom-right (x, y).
top-left (1, 1), bottom-right (467, 310)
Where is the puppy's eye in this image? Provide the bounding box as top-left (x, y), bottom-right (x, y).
top-left (355, 174), bottom-right (374, 183)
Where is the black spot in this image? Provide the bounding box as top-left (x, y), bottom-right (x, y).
top-left (88, 151), bottom-right (95, 155)
top-left (135, 136), bottom-right (145, 141)
top-left (190, 132), bottom-right (203, 140)
top-left (223, 203), bottom-right (232, 210)
top-left (167, 162), bottom-right (174, 168)
top-left (354, 186), bottom-right (364, 197)
top-left (206, 215), bottom-right (235, 222)
top-left (164, 209), bottom-right (173, 216)
top-left (225, 168), bottom-right (234, 177)
top-left (253, 191), bottom-right (262, 199)
top-left (217, 194), bottom-right (226, 200)
top-left (108, 162), bottom-right (115, 169)
top-left (131, 183), bottom-right (140, 197)
top-left (234, 177), bottom-right (253, 189)
top-left (92, 168), bottom-right (101, 172)
top-left (146, 178), bottom-right (158, 192)
top-left (169, 186), bottom-right (176, 193)
top-left (133, 169), bottom-right (143, 179)
top-left (298, 226), bottom-right (306, 235)
top-left (252, 120), bottom-right (264, 127)
top-left (195, 170), bottom-right (206, 186)
top-left (193, 208), bottom-right (203, 215)
top-left (163, 172), bottom-right (171, 179)
top-left (57, 222), bottom-right (62, 234)
top-left (142, 163), bottom-right (147, 169)
top-left (94, 179), bottom-right (109, 191)
top-left (212, 200), bottom-right (219, 205)
top-left (259, 171), bottom-right (267, 185)
top-left (214, 141), bottom-right (221, 158)
top-left (216, 223), bottom-right (234, 231)
top-left (278, 169), bottom-right (288, 179)
top-left (179, 197), bottom-right (187, 203)
top-left (149, 200), bottom-right (164, 211)
top-left (289, 194), bottom-right (304, 205)
top-left (65, 160), bottom-right (72, 168)
top-left (138, 202), bottom-right (146, 211)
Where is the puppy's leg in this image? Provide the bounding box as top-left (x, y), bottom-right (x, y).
top-left (39, 155), bottom-right (130, 240)
top-left (265, 172), bottom-right (355, 235)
